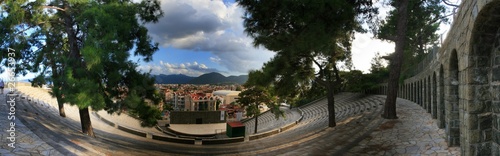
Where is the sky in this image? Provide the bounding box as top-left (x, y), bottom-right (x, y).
top-left (136, 0), bottom-right (275, 77)
top-left (1, 0), bottom-right (457, 81)
top-left (136, 0), bottom-right (453, 77)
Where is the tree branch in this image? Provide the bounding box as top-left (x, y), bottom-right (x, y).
top-left (384, 35), bottom-right (397, 41)
top-left (312, 58), bottom-right (325, 76)
top-left (42, 5), bottom-right (66, 12)
top-left (429, 12), bottom-right (456, 24)
top-left (314, 77), bottom-right (327, 86)
top-left (442, 0), bottom-right (459, 8)
top-left (15, 24), bottom-right (41, 35)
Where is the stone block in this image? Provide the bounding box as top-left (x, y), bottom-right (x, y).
top-left (483, 129), bottom-right (492, 142)
top-left (493, 142), bottom-right (500, 156)
top-left (478, 113), bottom-right (492, 130)
top-left (469, 129), bottom-right (481, 144)
top-left (493, 102), bottom-right (500, 113)
top-left (478, 142), bottom-right (492, 156)
top-left (493, 86), bottom-right (500, 101)
top-left (472, 68), bottom-right (489, 84)
top-left (496, 45), bottom-right (500, 55)
top-left (494, 129), bottom-right (500, 145)
top-left (476, 56), bottom-right (490, 67)
top-left (451, 112), bottom-right (460, 122)
top-left (451, 127), bottom-right (461, 137)
top-left (494, 115), bottom-right (499, 130)
top-left (478, 85), bottom-right (492, 101)
top-left (467, 113), bottom-right (479, 130)
top-left (467, 100), bottom-right (488, 113)
top-left (452, 103), bottom-right (460, 111)
top-left (494, 67), bottom-right (500, 82)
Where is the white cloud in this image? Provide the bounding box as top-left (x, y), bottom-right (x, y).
top-left (210, 56), bottom-right (221, 64)
top-left (351, 33), bottom-right (394, 73)
top-left (146, 0), bottom-right (454, 75)
top-left (145, 0), bottom-right (274, 74)
top-left (138, 61), bottom-right (222, 77)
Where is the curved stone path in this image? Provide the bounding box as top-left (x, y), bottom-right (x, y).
top-left (4, 85), bottom-right (460, 155)
top-left (0, 93), bottom-right (63, 156)
top-left (345, 98), bottom-right (461, 155)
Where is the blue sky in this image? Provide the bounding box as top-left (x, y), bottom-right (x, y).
top-left (135, 0), bottom-right (277, 77)
top-left (137, 0), bottom-right (453, 77)
top-left (135, 0), bottom-right (392, 77)
top-left (2, 0), bottom-right (456, 80)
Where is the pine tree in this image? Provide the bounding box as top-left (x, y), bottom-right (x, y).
top-left (237, 83), bottom-right (277, 134)
top-left (237, 0), bottom-right (376, 127)
top-left (376, 0), bottom-right (448, 119)
top-left (1, 0), bottom-right (164, 137)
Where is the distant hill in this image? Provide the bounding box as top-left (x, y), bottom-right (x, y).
top-left (154, 74), bottom-right (194, 84)
top-left (188, 72), bottom-right (248, 84)
top-left (154, 72), bottom-right (248, 84)
top-left (226, 75), bottom-right (249, 84)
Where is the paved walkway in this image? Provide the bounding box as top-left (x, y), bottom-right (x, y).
top-left (345, 98), bottom-right (461, 155)
top-left (0, 92), bottom-right (62, 156)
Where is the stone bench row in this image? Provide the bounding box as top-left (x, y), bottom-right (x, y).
top-left (299, 93), bottom-right (365, 126)
top-left (242, 93), bottom-right (361, 139)
top-left (292, 95), bottom-right (382, 135)
top-left (243, 107), bottom-right (300, 134)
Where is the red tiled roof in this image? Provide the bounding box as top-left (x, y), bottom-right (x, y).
top-left (227, 121), bottom-right (244, 127)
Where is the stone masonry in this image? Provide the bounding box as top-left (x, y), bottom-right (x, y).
top-left (374, 0), bottom-right (500, 155)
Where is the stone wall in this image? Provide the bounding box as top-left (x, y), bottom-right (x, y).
top-left (372, 0), bottom-right (500, 155)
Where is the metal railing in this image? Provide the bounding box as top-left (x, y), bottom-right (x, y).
top-left (401, 47), bottom-right (439, 78)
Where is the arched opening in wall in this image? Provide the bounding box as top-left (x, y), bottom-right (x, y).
top-left (406, 83), bottom-right (409, 99)
top-left (422, 79), bottom-right (426, 108)
top-left (439, 65), bottom-right (445, 128)
top-left (447, 49), bottom-right (459, 146)
top-left (411, 82), bottom-right (415, 102)
top-left (415, 81), bottom-right (418, 103)
top-left (417, 81), bottom-right (420, 105)
top-left (420, 80), bottom-right (423, 106)
top-left (466, 2), bottom-right (500, 154)
top-left (416, 81), bottom-right (418, 103)
top-left (417, 80), bottom-right (420, 105)
top-left (406, 83), bottom-right (409, 100)
top-left (414, 82), bottom-right (417, 102)
top-left (423, 78), bottom-right (427, 110)
top-left (427, 76), bottom-right (431, 113)
top-left (432, 73), bottom-right (437, 119)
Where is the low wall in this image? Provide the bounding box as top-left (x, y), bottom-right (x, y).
top-left (117, 125), bottom-right (147, 137)
top-left (249, 129), bottom-right (280, 140)
top-left (151, 135), bottom-right (195, 144)
top-left (170, 111), bottom-right (226, 124)
top-left (280, 122), bottom-right (297, 132)
top-left (202, 137), bottom-right (245, 145)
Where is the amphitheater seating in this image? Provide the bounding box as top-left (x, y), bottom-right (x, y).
top-left (16, 85), bottom-right (384, 146)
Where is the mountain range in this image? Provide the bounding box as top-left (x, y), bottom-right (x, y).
top-left (154, 72), bottom-right (248, 84)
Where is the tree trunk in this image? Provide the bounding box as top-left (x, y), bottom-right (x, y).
top-left (63, 1), bottom-right (95, 135)
top-left (382, 0), bottom-right (409, 119)
top-left (327, 85), bottom-right (336, 127)
top-left (57, 97), bottom-right (66, 117)
top-left (254, 111), bottom-right (259, 134)
top-left (51, 66), bottom-right (65, 118)
top-left (79, 107), bottom-right (95, 137)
